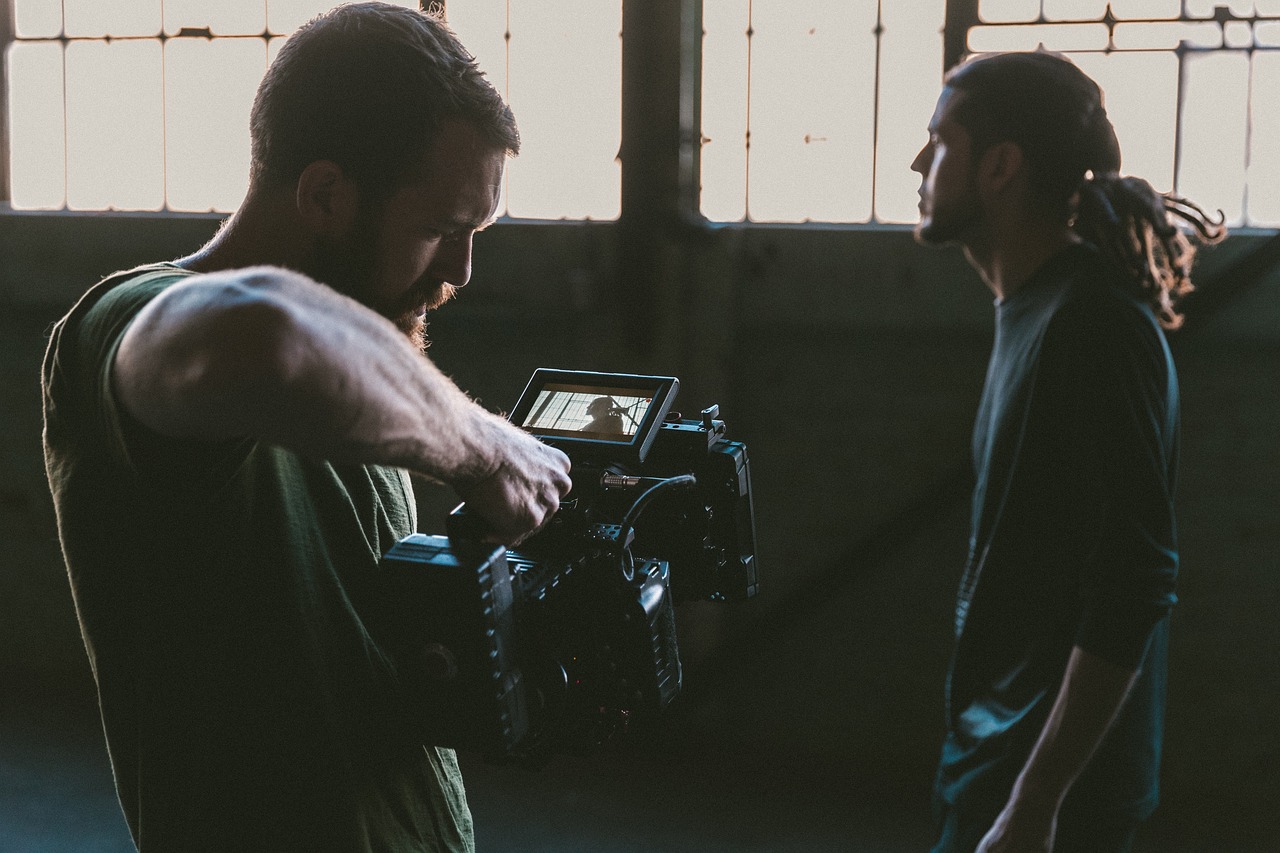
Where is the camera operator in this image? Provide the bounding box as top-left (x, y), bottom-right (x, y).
top-left (41, 4), bottom-right (570, 851)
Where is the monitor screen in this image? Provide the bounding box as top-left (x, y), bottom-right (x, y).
top-left (509, 370), bottom-right (679, 462)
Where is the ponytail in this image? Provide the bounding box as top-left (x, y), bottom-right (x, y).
top-left (1076, 175), bottom-right (1224, 329)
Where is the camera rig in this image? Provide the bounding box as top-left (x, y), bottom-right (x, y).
top-left (378, 369), bottom-right (758, 764)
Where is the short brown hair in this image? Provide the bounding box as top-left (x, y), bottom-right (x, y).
top-left (249, 2), bottom-right (518, 198)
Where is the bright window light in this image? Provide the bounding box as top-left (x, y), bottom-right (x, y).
top-left (447, 0), bottom-right (623, 220)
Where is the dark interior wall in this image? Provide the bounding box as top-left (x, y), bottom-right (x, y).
top-left (2, 214), bottom-right (1277, 841)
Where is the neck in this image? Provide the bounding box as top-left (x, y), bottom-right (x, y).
top-left (178, 184), bottom-right (312, 274)
top-left (963, 210), bottom-right (1079, 301)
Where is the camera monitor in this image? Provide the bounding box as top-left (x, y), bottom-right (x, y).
top-left (509, 369), bottom-right (679, 463)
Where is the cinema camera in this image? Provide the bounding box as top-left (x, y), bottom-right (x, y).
top-left (379, 369), bottom-right (758, 763)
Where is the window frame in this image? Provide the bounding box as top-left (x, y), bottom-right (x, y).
top-left (3, 0), bottom-right (1277, 233)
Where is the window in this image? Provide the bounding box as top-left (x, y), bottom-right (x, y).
top-left (967, 0), bottom-right (1280, 227)
top-left (446, 0), bottom-right (622, 220)
top-left (6, 0), bottom-right (397, 211)
top-left (5, 0), bottom-right (1278, 226)
top-left (700, 0), bottom-right (946, 224)
top-left (3, 0), bottom-right (622, 218)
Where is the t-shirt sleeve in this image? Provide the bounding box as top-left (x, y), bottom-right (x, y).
top-left (71, 272), bottom-right (193, 473)
top-left (1042, 293), bottom-right (1180, 668)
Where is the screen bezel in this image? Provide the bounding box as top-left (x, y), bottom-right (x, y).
top-left (508, 369), bottom-right (679, 463)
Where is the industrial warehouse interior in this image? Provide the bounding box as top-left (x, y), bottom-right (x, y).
top-left (2, 1), bottom-right (1278, 851)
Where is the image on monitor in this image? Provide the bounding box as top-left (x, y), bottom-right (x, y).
top-left (520, 384), bottom-right (655, 442)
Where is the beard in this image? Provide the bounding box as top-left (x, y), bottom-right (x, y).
top-left (305, 229), bottom-right (456, 353)
top-left (390, 282), bottom-right (457, 352)
top-left (914, 171), bottom-right (984, 247)
top-left (915, 197), bottom-right (984, 247)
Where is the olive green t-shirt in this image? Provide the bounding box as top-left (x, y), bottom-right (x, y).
top-left (42, 264), bottom-right (474, 852)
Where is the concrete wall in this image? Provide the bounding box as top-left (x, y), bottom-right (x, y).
top-left (2, 213), bottom-right (1276, 843)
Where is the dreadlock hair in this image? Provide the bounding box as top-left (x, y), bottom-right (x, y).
top-left (944, 50), bottom-right (1224, 329)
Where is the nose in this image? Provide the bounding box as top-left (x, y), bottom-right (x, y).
top-left (911, 142), bottom-right (932, 176)
top-left (432, 232), bottom-right (475, 289)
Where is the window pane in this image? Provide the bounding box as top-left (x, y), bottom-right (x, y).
top-left (700, 0), bottom-right (750, 221)
top-left (164, 0), bottom-right (266, 36)
top-left (503, 0), bottom-right (621, 220)
top-left (166, 38), bottom-right (266, 212)
top-left (968, 23), bottom-right (1111, 52)
top-left (7, 41), bottom-right (66, 208)
top-left (876, 0), bottom-right (946, 223)
top-left (14, 0), bottom-right (62, 38)
top-left (267, 0), bottom-right (416, 36)
top-left (979, 0), bottom-right (1040, 23)
top-left (1248, 52), bottom-right (1280, 225)
top-left (1109, 0), bottom-right (1181, 17)
top-left (1071, 52), bottom-right (1177, 191)
top-left (65, 40), bottom-right (165, 210)
top-left (443, 0), bottom-right (514, 216)
top-left (63, 0), bottom-right (161, 39)
top-left (1043, 0), bottom-right (1110, 20)
top-left (1111, 21), bottom-right (1222, 49)
top-left (1178, 51), bottom-right (1249, 225)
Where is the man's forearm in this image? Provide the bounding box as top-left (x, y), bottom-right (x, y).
top-left (976, 645), bottom-right (1140, 851)
top-left (1010, 645), bottom-right (1139, 809)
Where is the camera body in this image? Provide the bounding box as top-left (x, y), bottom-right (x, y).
top-left (379, 369), bottom-right (758, 763)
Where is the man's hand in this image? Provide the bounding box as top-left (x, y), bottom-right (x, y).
top-left (453, 423), bottom-right (571, 546)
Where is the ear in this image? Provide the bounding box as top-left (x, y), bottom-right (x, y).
top-left (295, 160), bottom-right (360, 235)
top-left (975, 140), bottom-right (1026, 201)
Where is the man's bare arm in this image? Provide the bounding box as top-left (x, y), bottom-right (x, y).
top-left (114, 265), bottom-right (570, 543)
top-left (975, 645), bottom-right (1140, 852)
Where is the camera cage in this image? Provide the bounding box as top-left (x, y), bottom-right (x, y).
top-left (379, 368), bottom-right (758, 764)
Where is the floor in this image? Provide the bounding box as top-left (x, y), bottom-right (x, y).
top-left (3, 686), bottom-right (1274, 852)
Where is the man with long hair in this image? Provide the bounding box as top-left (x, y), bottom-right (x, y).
top-left (911, 50), bottom-right (1222, 852)
top-left (42, 4), bottom-right (571, 850)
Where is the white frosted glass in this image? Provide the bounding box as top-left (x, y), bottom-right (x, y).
top-left (1109, 0), bottom-right (1181, 18)
top-left (503, 0), bottom-right (621, 220)
top-left (744, 0), bottom-right (878, 223)
top-left (1043, 0), bottom-right (1110, 20)
top-left (441, 0), bottom-right (512, 216)
top-left (267, 0), bottom-right (416, 35)
top-left (166, 38), bottom-right (266, 212)
top-left (1071, 52), bottom-right (1178, 192)
top-left (13, 0), bottom-right (62, 38)
top-left (968, 23), bottom-right (1111, 52)
top-left (700, 0), bottom-right (750, 222)
top-left (1111, 21), bottom-right (1222, 49)
top-left (1184, 0), bottom-right (1253, 16)
top-left (164, 0), bottom-right (266, 36)
top-left (63, 0), bottom-right (161, 38)
top-left (875, 0), bottom-right (946, 223)
top-left (65, 40), bottom-right (165, 210)
top-left (1246, 53), bottom-right (1280, 225)
top-left (1178, 52), bottom-right (1249, 225)
top-left (7, 42), bottom-right (66, 209)
top-left (978, 0), bottom-right (1040, 24)
top-left (1258, 21), bottom-right (1280, 47)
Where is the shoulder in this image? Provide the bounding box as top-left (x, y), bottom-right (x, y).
top-left (56, 263), bottom-right (196, 352)
top-left (1043, 246), bottom-right (1165, 359)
